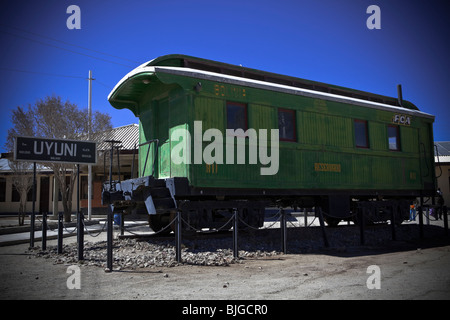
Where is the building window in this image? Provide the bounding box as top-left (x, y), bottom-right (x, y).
top-left (354, 120), bottom-right (369, 148)
top-left (12, 184), bottom-right (33, 202)
top-left (226, 101), bottom-right (248, 131)
top-left (54, 176), bottom-right (71, 201)
top-left (0, 178), bottom-right (5, 202)
top-left (388, 125), bottom-right (401, 151)
top-left (448, 169), bottom-right (450, 193)
top-left (81, 176), bottom-right (90, 200)
top-left (278, 108), bottom-right (296, 142)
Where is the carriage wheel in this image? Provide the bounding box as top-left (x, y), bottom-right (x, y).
top-left (148, 212), bottom-right (175, 235)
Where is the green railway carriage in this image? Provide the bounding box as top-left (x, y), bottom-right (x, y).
top-left (106, 54), bottom-right (436, 229)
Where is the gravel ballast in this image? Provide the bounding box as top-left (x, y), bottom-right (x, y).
top-left (28, 222), bottom-right (445, 270)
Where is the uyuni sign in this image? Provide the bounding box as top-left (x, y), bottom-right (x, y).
top-left (14, 136), bottom-right (96, 164)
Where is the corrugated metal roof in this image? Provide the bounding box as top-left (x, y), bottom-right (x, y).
top-left (89, 123), bottom-right (139, 151)
top-left (435, 141), bottom-right (450, 164)
top-left (435, 141), bottom-right (450, 156)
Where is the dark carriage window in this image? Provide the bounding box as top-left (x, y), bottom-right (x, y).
top-left (388, 125), bottom-right (401, 151)
top-left (226, 102), bottom-right (248, 131)
top-left (278, 108), bottom-right (296, 142)
top-left (354, 119), bottom-right (369, 148)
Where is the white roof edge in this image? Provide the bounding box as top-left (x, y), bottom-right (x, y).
top-left (108, 66), bottom-right (156, 100)
top-left (109, 64), bottom-right (434, 120)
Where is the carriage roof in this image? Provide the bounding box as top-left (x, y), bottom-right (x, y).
top-left (108, 54), bottom-right (434, 120)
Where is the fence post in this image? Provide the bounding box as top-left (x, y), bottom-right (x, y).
top-left (391, 203), bottom-right (397, 241)
top-left (443, 205), bottom-right (448, 237)
top-left (106, 208), bottom-right (113, 272)
top-left (57, 212), bottom-right (63, 254)
top-left (76, 164), bottom-right (84, 261)
top-left (41, 212), bottom-right (47, 251)
top-left (77, 210), bottom-right (84, 261)
top-left (233, 208), bottom-right (239, 259)
top-left (280, 208), bottom-right (287, 254)
top-left (304, 208), bottom-right (308, 227)
top-left (317, 207), bottom-right (329, 248)
top-left (176, 211), bottom-right (182, 263)
top-left (120, 212), bottom-right (125, 236)
top-left (30, 162), bottom-right (36, 248)
top-left (359, 207), bottom-right (366, 246)
top-left (419, 196), bottom-right (424, 239)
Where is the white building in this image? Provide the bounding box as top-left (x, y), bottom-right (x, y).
top-left (435, 141), bottom-right (450, 207)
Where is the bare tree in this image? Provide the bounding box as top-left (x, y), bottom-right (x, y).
top-left (8, 161), bottom-right (34, 226)
top-left (6, 95), bottom-right (112, 222)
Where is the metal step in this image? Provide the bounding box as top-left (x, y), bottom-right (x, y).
top-left (150, 187), bottom-right (171, 198)
top-left (153, 197), bottom-right (176, 209)
top-left (152, 179), bottom-right (166, 188)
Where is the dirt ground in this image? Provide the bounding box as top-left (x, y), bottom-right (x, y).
top-left (1, 223), bottom-right (449, 301)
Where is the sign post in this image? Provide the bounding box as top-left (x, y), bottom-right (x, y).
top-left (14, 136), bottom-right (96, 250)
top-left (30, 162), bottom-right (36, 248)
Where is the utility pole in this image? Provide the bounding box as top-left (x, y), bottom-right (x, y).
top-left (87, 70), bottom-right (94, 220)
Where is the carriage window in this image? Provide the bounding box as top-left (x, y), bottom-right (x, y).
top-left (388, 125), bottom-right (401, 151)
top-left (354, 119), bottom-right (369, 148)
top-left (226, 102), bottom-right (248, 131)
top-left (278, 108), bottom-right (296, 142)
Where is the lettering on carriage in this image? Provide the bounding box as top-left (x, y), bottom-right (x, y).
top-left (314, 163), bottom-right (341, 173)
top-left (206, 163), bottom-right (218, 174)
top-left (392, 114), bottom-right (411, 126)
top-left (214, 84), bottom-right (246, 98)
top-left (214, 84), bottom-right (225, 97)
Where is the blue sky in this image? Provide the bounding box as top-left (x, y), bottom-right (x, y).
top-left (1, 0), bottom-right (449, 153)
